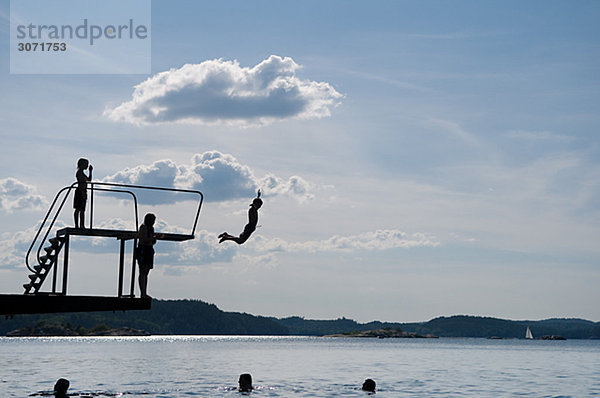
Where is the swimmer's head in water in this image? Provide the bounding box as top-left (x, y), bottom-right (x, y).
top-left (238, 373), bottom-right (253, 392)
top-left (54, 378), bottom-right (69, 395)
top-left (362, 378), bottom-right (376, 392)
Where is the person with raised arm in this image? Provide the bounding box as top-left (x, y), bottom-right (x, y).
top-left (218, 190), bottom-right (263, 245)
top-left (73, 158), bottom-right (92, 229)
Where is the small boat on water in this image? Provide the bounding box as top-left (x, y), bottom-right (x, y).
top-left (525, 326), bottom-right (534, 339)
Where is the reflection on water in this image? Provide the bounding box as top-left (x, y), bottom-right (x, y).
top-left (1, 336), bottom-right (599, 397)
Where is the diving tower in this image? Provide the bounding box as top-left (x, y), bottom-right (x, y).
top-left (0, 181), bottom-right (203, 316)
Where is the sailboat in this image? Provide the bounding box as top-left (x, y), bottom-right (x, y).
top-left (525, 326), bottom-right (534, 339)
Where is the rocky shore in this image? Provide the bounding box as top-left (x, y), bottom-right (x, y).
top-left (6, 323), bottom-right (150, 337)
top-left (536, 335), bottom-right (567, 340)
top-left (325, 328), bottom-right (438, 338)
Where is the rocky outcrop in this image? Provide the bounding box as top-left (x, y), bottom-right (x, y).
top-left (6, 323), bottom-right (150, 337)
top-left (6, 324), bottom-right (77, 336)
top-left (88, 327), bottom-right (150, 336)
top-left (536, 335), bottom-right (566, 340)
top-left (325, 328), bottom-right (437, 338)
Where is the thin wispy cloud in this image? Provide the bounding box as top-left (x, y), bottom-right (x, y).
top-left (104, 55), bottom-right (343, 126)
top-left (506, 130), bottom-right (575, 143)
top-left (104, 151), bottom-right (315, 203)
top-left (344, 69), bottom-right (430, 92)
top-left (427, 118), bottom-right (482, 148)
top-left (402, 32), bottom-right (469, 40)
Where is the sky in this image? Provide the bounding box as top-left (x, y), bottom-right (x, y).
top-left (0, 0), bottom-right (599, 323)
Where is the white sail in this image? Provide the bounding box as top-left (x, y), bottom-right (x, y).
top-left (525, 326), bottom-right (534, 339)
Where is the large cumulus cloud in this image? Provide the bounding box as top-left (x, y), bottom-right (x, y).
top-left (0, 178), bottom-right (46, 212)
top-left (104, 151), bottom-right (314, 203)
top-left (104, 55), bottom-right (343, 126)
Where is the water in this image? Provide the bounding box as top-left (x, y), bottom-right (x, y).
top-left (1, 336), bottom-right (599, 397)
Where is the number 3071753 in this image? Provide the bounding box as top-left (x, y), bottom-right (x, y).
top-left (17, 42), bottom-right (67, 51)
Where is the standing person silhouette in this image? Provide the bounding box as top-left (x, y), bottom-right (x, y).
top-left (73, 158), bottom-right (92, 229)
top-left (137, 213), bottom-right (161, 298)
top-left (218, 190), bottom-right (262, 244)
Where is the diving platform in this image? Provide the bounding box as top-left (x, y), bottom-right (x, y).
top-left (56, 227), bottom-right (194, 242)
top-left (8, 181), bottom-right (204, 316)
top-left (0, 294), bottom-right (151, 315)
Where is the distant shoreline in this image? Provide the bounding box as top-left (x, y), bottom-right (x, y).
top-left (1, 299), bottom-right (599, 339)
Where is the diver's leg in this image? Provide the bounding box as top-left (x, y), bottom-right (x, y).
top-left (219, 233), bottom-right (236, 243)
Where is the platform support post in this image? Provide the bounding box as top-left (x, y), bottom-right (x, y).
top-left (130, 238), bottom-right (137, 297)
top-left (62, 235), bottom-right (70, 295)
top-left (89, 183), bottom-right (94, 230)
top-left (118, 239), bottom-right (125, 297)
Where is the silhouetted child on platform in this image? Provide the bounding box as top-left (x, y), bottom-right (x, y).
top-left (73, 158), bottom-right (92, 229)
top-left (218, 190), bottom-right (262, 245)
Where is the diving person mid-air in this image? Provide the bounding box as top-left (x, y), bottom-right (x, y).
top-left (218, 190), bottom-right (262, 245)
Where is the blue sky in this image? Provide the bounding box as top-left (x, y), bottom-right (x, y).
top-left (1, 0), bottom-right (599, 322)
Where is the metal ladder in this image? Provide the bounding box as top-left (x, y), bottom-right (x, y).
top-left (23, 235), bottom-right (66, 294)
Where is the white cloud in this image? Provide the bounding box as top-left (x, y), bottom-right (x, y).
top-left (171, 229), bottom-right (237, 265)
top-left (0, 221), bottom-right (67, 271)
top-left (258, 174), bottom-right (314, 203)
top-left (94, 217), bottom-right (138, 231)
top-left (104, 151), bottom-right (315, 203)
top-left (0, 178), bottom-right (46, 212)
top-left (175, 151), bottom-right (256, 202)
top-left (165, 229), bottom-right (439, 268)
top-left (250, 229), bottom-right (439, 254)
top-left (107, 159), bottom-right (179, 188)
top-left (0, 227), bottom-right (35, 270)
top-left (104, 55), bottom-right (343, 126)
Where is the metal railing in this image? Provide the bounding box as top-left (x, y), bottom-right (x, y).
top-left (25, 181), bottom-right (204, 274)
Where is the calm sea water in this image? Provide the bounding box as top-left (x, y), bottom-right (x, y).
top-left (1, 336), bottom-right (599, 397)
